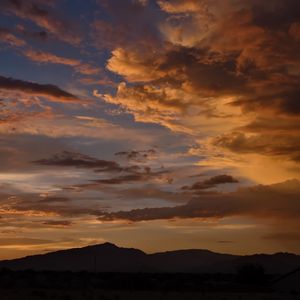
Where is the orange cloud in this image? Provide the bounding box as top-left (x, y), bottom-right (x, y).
top-left (98, 179), bottom-right (300, 223)
top-left (97, 0), bottom-right (300, 180)
top-left (157, 0), bottom-right (204, 14)
top-left (23, 49), bottom-right (100, 75)
top-left (0, 28), bottom-right (26, 47)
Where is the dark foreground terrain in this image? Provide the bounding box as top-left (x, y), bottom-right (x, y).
top-left (0, 270), bottom-right (295, 300)
top-left (0, 289), bottom-right (288, 300)
top-left (1, 244), bottom-right (299, 299)
top-left (1, 243), bottom-right (300, 274)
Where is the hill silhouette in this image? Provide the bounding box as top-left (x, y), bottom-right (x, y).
top-left (0, 243), bottom-right (299, 274)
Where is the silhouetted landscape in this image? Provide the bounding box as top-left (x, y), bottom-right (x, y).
top-left (1, 0), bottom-right (300, 298)
top-left (1, 243), bottom-right (300, 299)
top-left (1, 242), bottom-right (300, 274)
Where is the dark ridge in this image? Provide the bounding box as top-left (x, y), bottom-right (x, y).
top-left (0, 242), bottom-right (299, 274)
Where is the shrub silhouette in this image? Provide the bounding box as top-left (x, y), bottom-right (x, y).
top-left (236, 263), bottom-right (266, 285)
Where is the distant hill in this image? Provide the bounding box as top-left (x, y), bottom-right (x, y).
top-left (0, 242), bottom-right (299, 274)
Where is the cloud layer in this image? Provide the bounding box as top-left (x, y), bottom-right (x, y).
top-left (0, 0), bottom-right (300, 257)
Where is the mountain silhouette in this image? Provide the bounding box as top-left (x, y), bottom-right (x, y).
top-left (0, 243), bottom-right (299, 274)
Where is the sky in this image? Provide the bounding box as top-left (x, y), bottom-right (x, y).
top-left (0, 0), bottom-right (300, 259)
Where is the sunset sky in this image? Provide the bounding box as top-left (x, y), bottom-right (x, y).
top-left (0, 0), bottom-right (300, 259)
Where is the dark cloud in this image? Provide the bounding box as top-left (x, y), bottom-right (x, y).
top-left (0, 0), bottom-right (81, 44)
top-left (93, 174), bottom-right (146, 185)
top-left (115, 149), bottom-right (156, 162)
top-left (182, 174), bottom-right (239, 191)
top-left (116, 187), bottom-right (185, 203)
top-left (233, 87), bottom-right (300, 116)
top-left (98, 179), bottom-right (300, 222)
top-left (93, 0), bottom-right (162, 50)
top-left (213, 132), bottom-right (300, 161)
top-left (251, 0), bottom-right (300, 30)
top-left (88, 168), bottom-right (167, 185)
top-left (34, 151), bottom-right (171, 187)
top-left (204, 175), bottom-right (239, 185)
top-left (39, 196), bottom-right (71, 203)
top-left (42, 220), bottom-right (72, 226)
top-left (218, 241), bottom-right (235, 244)
top-left (71, 166), bottom-right (170, 189)
top-left (160, 47), bottom-right (247, 97)
top-left (238, 117), bottom-right (300, 134)
top-left (0, 75), bottom-right (80, 103)
top-left (99, 204), bottom-right (190, 222)
top-left (33, 151), bottom-right (122, 172)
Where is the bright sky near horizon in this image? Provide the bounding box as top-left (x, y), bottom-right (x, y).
top-left (0, 0), bottom-right (300, 259)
